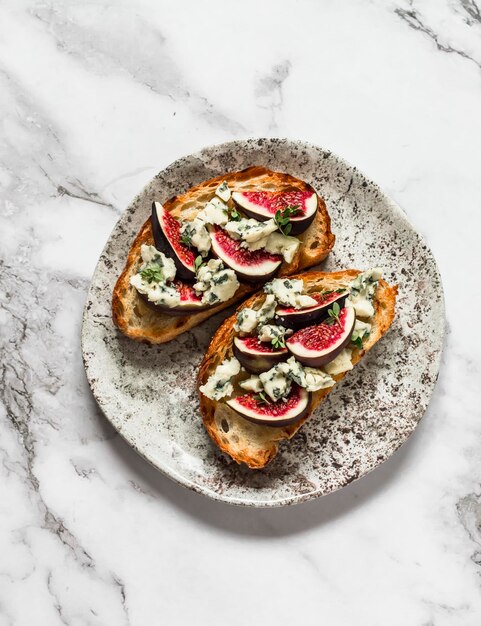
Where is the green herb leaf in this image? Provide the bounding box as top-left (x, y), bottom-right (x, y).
top-left (230, 209), bottom-right (241, 221)
top-left (274, 205), bottom-right (301, 236)
top-left (255, 391), bottom-right (271, 405)
top-left (284, 204), bottom-right (302, 216)
top-left (140, 265), bottom-right (164, 284)
top-left (326, 301), bottom-right (342, 326)
top-left (271, 335), bottom-right (286, 350)
top-left (180, 231), bottom-right (192, 247)
top-left (352, 336), bottom-right (363, 350)
top-left (194, 255), bottom-right (204, 272)
top-left (322, 288), bottom-right (347, 303)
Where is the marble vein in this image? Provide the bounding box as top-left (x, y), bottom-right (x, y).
top-left (31, 2), bottom-right (246, 135)
top-left (460, 0), bottom-right (481, 25)
top-left (0, 68), bottom-right (120, 216)
top-left (255, 61), bottom-right (291, 130)
top-left (395, 1), bottom-right (481, 72)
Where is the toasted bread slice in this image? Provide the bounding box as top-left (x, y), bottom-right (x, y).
top-left (198, 270), bottom-right (397, 469)
top-left (112, 167), bottom-right (335, 344)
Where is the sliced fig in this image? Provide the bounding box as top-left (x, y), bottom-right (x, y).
top-left (151, 202), bottom-right (196, 280)
top-left (227, 384), bottom-right (310, 427)
top-left (174, 281), bottom-right (209, 312)
top-left (140, 281), bottom-right (210, 316)
top-left (286, 306), bottom-right (356, 367)
top-left (276, 290), bottom-right (349, 329)
top-left (210, 226), bottom-right (282, 283)
top-left (233, 336), bottom-right (288, 374)
top-left (231, 190), bottom-right (318, 235)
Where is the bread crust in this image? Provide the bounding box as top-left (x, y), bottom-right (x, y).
top-left (112, 167), bottom-right (335, 344)
top-left (197, 270), bottom-right (398, 469)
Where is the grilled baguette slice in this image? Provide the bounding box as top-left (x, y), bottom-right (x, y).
top-left (112, 167), bottom-right (335, 344)
top-left (198, 270), bottom-right (397, 469)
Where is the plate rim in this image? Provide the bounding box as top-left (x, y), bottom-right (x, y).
top-left (81, 137), bottom-right (446, 508)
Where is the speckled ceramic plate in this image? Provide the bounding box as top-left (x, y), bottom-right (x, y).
top-left (81, 138), bottom-right (445, 507)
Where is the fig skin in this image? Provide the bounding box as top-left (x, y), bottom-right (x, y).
top-left (151, 203), bottom-right (196, 281)
top-left (233, 337), bottom-right (288, 374)
top-left (276, 292), bottom-right (348, 330)
top-left (239, 206), bottom-right (316, 235)
top-left (287, 211), bottom-right (317, 235)
top-left (233, 265), bottom-right (280, 285)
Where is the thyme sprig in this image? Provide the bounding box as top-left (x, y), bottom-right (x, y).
top-left (326, 301), bottom-right (341, 326)
top-left (194, 255), bottom-right (204, 272)
top-left (140, 265), bottom-right (164, 283)
top-left (323, 288), bottom-right (346, 296)
top-left (352, 336), bottom-right (364, 350)
top-left (274, 204), bottom-right (302, 236)
top-left (180, 231), bottom-right (192, 247)
top-left (271, 335), bottom-right (286, 350)
top-left (255, 391), bottom-right (272, 405)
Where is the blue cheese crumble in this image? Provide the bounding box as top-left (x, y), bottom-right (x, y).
top-left (130, 244), bottom-right (180, 306)
top-left (225, 217), bottom-right (278, 244)
top-left (264, 278), bottom-right (317, 309)
top-left (352, 319), bottom-right (372, 344)
top-left (254, 356), bottom-right (335, 402)
top-left (180, 197), bottom-right (230, 256)
top-left (323, 349), bottom-right (353, 376)
top-left (194, 259), bottom-right (239, 305)
top-left (199, 357), bottom-right (241, 400)
top-left (347, 268), bottom-right (382, 318)
top-left (180, 218), bottom-right (211, 256)
top-left (257, 324), bottom-right (292, 343)
top-left (264, 232), bottom-right (300, 263)
top-left (225, 217), bottom-right (300, 262)
top-left (215, 181), bottom-right (231, 202)
top-left (259, 363), bottom-right (292, 401)
top-left (239, 376), bottom-right (263, 392)
top-left (234, 294), bottom-right (277, 334)
top-left (280, 357), bottom-right (335, 391)
top-left (197, 197), bottom-right (229, 226)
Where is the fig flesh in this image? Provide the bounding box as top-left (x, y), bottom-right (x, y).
top-left (227, 384), bottom-right (310, 427)
top-left (232, 190), bottom-right (317, 235)
top-left (233, 336), bottom-right (288, 374)
top-left (210, 226), bottom-right (282, 283)
top-left (286, 306), bottom-right (356, 367)
top-left (151, 202), bottom-right (196, 280)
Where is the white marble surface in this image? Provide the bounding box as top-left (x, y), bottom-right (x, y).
top-left (1, 0), bottom-right (480, 623)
